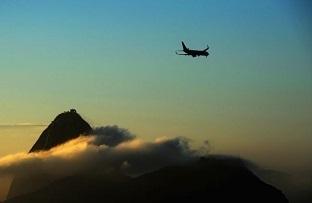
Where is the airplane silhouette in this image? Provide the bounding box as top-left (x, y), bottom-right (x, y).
top-left (176, 41), bottom-right (209, 58)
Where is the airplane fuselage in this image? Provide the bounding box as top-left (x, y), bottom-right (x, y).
top-left (177, 41), bottom-right (209, 58)
top-left (184, 49), bottom-right (208, 57)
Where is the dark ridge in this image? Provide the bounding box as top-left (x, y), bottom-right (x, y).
top-left (5, 157), bottom-right (288, 203)
top-left (30, 109), bottom-right (92, 152)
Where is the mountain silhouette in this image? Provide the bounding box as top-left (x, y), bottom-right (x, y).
top-left (5, 157), bottom-right (288, 203)
top-left (7, 109), bottom-right (92, 199)
top-left (30, 109), bottom-right (92, 152)
top-left (5, 110), bottom-right (289, 202)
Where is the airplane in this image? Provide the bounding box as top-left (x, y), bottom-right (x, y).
top-left (176, 41), bottom-right (209, 58)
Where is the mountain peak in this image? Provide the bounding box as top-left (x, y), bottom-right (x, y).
top-left (7, 110), bottom-right (92, 199)
top-left (29, 109), bottom-right (92, 152)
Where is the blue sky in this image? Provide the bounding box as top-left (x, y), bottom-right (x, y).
top-left (0, 0), bottom-right (311, 171)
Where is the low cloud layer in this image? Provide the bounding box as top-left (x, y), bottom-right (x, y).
top-left (0, 126), bottom-right (206, 200)
top-left (0, 126), bottom-right (200, 177)
top-left (1, 125), bottom-right (310, 202)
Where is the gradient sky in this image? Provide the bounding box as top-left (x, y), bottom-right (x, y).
top-left (0, 0), bottom-right (311, 172)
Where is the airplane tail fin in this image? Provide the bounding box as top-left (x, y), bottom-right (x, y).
top-left (181, 41), bottom-right (188, 51)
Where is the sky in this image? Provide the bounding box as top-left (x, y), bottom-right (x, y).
top-left (0, 0), bottom-right (311, 173)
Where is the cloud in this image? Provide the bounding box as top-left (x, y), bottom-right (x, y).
top-left (0, 123), bottom-right (47, 127)
top-left (0, 126), bottom-right (205, 199)
top-left (91, 125), bottom-right (135, 147)
top-left (0, 136), bottom-right (92, 176)
top-left (1, 125), bottom-right (310, 202)
top-left (0, 125), bottom-right (206, 200)
top-left (0, 135), bottom-right (197, 177)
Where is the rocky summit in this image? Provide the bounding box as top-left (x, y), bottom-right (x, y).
top-left (30, 109), bottom-right (92, 152)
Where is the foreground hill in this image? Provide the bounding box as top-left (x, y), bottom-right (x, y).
top-left (5, 157), bottom-right (288, 203)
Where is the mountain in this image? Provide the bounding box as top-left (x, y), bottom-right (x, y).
top-left (30, 109), bottom-right (92, 152)
top-left (5, 110), bottom-right (289, 202)
top-left (7, 109), bottom-right (92, 199)
top-left (5, 157), bottom-right (288, 203)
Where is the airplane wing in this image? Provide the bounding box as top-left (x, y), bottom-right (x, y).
top-left (175, 51), bottom-right (189, 55)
